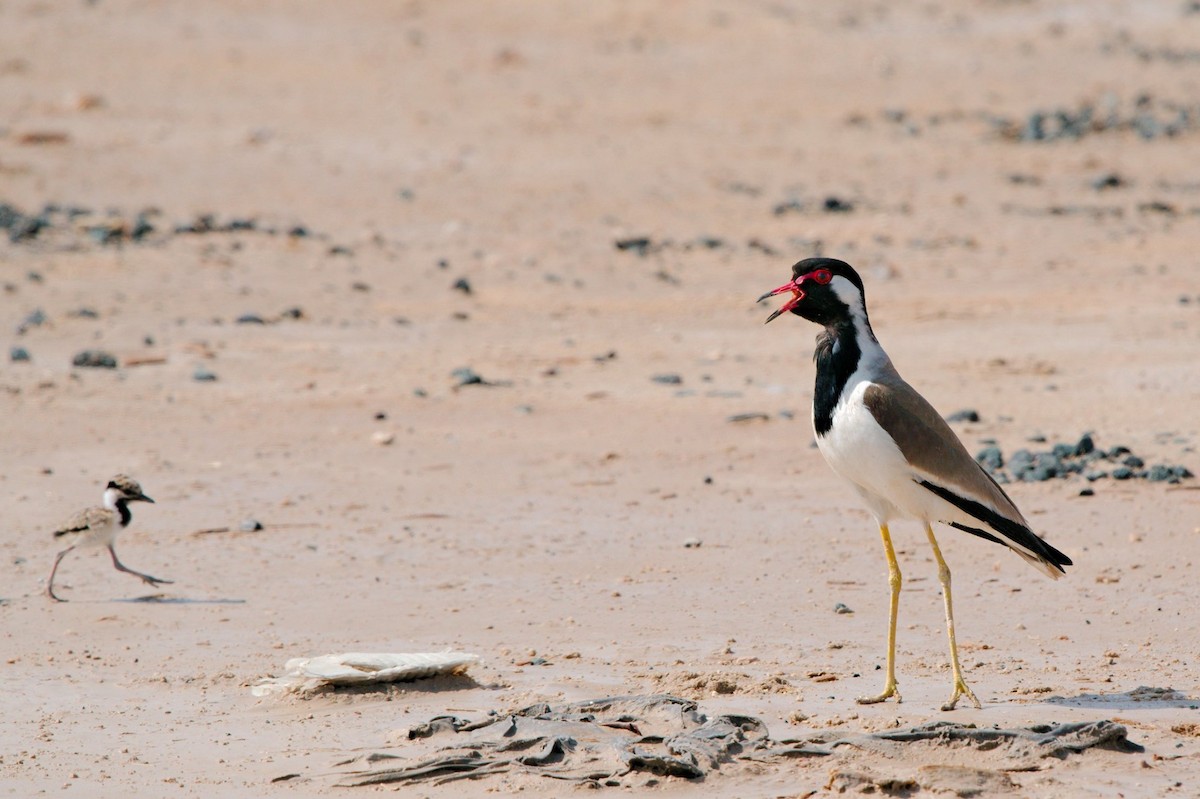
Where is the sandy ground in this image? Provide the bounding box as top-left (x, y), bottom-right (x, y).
top-left (2, 0), bottom-right (1199, 795)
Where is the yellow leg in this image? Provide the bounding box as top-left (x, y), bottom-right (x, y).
top-left (924, 523), bottom-right (981, 711)
top-left (857, 523), bottom-right (902, 705)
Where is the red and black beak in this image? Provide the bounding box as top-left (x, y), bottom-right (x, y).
top-left (757, 280), bottom-right (804, 324)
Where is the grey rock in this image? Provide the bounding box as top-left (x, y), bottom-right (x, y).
top-left (72, 349), bottom-right (117, 369)
top-left (651, 373), bottom-right (683, 385)
top-left (10, 346), bottom-right (30, 362)
top-left (193, 366), bottom-right (218, 382)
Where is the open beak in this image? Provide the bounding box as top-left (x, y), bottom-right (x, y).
top-left (757, 280), bottom-right (804, 324)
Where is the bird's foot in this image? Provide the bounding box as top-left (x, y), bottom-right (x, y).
top-left (856, 680), bottom-right (901, 706)
top-left (46, 586), bottom-right (67, 603)
top-left (940, 677), bottom-right (981, 711)
top-left (138, 574), bottom-right (173, 587)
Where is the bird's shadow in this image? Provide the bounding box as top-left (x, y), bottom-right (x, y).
top-left (108, 594), bottom-right (247, 605)
top-left (1043, 686), bottom-right (1199, 710)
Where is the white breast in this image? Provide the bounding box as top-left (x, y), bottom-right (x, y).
top-left (815, 377), bottom-right (939, 525)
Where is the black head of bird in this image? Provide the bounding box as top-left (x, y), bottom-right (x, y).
top-left (757, 257), bottom-right (868, 327)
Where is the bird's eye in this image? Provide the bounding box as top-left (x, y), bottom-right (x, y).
top-left (812, 269), bottom-right (832, 285)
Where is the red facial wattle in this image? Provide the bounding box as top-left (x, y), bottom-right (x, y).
top-left (758, 268), bottom-right (833, 324)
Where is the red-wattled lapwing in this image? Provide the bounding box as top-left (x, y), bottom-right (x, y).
top-left (46, 475), bottom-right (171, 601)
top-left (759, 257), bottom-right (1071, 710)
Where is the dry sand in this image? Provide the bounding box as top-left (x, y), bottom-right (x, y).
top-left (2, 0), bottom-right (1199, 795)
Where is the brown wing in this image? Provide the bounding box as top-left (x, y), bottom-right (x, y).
top-left (53, 506), bottom-right (112, 538)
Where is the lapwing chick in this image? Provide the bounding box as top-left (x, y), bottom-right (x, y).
top-left (759, 257), bottom-right (1071, 710)
top-left (46, 475), bottom-right (172, 601)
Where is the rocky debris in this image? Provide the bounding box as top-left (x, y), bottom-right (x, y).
top-left (10, 346), bottom-right (31, 362)
top-left (451, 277), bottom-right (472, 294)
top-left (651, 373), bottom-right (683, 385)
top-left (193, 366), bottom-right (218, 382)
top-left (991, 94), bottom-right (1200, 142)
top-left (450, 367), bottom-right (508, 388)
top-left (773, 195), bottom-right (856, 216)
top-left (727, 412), bottom-right (771, 423)
top-left (0, 200), bottom-right (320, 248)
top-left (71, 350), bottom-right (117, 369)
top-left (945, 408), bottom-right (981, 423)
top-left (239, 518), bottom-right (264, 532)
top-left (330, 698), bottom-right (1138, 789)
top-left (612, 235), bottom-right (776, 258)
top-left (833, 603), bottom-right (853, 615)
top-left (15, 308), bottom-right (47, 335)
top-left (975, 433), bottom-right (1193, 484)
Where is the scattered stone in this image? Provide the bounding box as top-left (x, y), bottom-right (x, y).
top-left (728, 412), bottom-right (770, 423)
top-left (993, 94), bottom-right (1200, 143)
top-left (822, 196), bottom-right (854, 213)
top-left (16, 308), bottom-right (47, 335)
top-left (978, 435), bottom-right (1192, 485)
top-left (193, 366), bottom-right (218, 382)
top-left (946, 408), bottom-right (981, 423)
top-left (372, 431), bottom-right (396, 446)
top-left (682, 538), bottom-right (702, 549)
top-left (1092, 173), bottom-right (1126, 190)
top-left (236, 313), bottom-right (267, 324)
top-left (451, 367), bottom-right (494, 387)
top-left (614, 236), bottom-right (652, 255)
top-left (651, 373), bottom-right (683, 385)
top-left (239, 518), bottom-right (264, 532)
top-left (833, 603), bottom-right (854, 615)
top-left (1079, 488), bottom-right (1095, 497)
top-left (452, 277), bottom-right (472, 294)
top-left (975, 446), bottom-right (1004, 471)
top-left (10, 346), bottom-right (31, 362)
top-left (280, 307), bottom-right (304, 320)
top-left (68, 307), bottom-right (99, 319)
top-left (72, 350), bottom-right (117, 369)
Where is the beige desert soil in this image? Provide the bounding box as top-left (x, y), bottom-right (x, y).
top-left (2, 1), bottom-right (1199, 796)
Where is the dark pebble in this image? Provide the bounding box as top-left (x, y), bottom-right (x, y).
top-left (772, 198), bottom-right (805, 215)
top-left (236, 313), bottom-right (267, 324)
top-left (1027, 434), bottom-right (1047, 443)
top-left (351, 281), bottom-right (370, 292)
top-left (1079, 488), bottom-right (1095, 497)
top-left (1086, 471), bottom-right (1108, 481)
top-left (833, 603), bottom-right (854, 614)
top-left (728, 412), bottom-right (770, 423)
top-left (703, 476), bottom-right (713, 485)
top-left (1147, 465), bottom-right (1173, 482)
top-left (976, 446), bottom-right (1004, 471)
top-left (1092, 173), bottom-right (1125, 190)
top-left (68, 307), bottom-right (99, 319)
top-left (452, 277), bottom-right (472, 294)
top-left (1112, 466), bottom-right (1134, 480)
top-left (1052, 443), bottom-right (1075, 460)
top-left (1123, 455), bottom-right (1145, 468)
top-left (193, 366), bottom-right (218, 382)
top-left (1074, 433), bottom-right (1095, 456)
top-left (1108, 445), bottom-right (1131, 458)
top-left (945, 409), bottom-right (980, 423)
top-left (614, 236), bottom-right (652, 254)
top-left (72, 350), bottom-right (117, 369)
top-left (239, 518), bottom-right (264, 532)
top-left (374, 411), bottom-right (388, 421)
top-left (328, 245), bottom-right (353, 256)
top-left (451, 367), bottom-right (485, 387)
top-left (16, 308), bottom-right (47, 335)
top-left (280, 307), bottom-right (304, 320)
top-left (651, 373), bottom-right (683, 385)
top-left (413, 387), bottom-right (428, 397)
top-left (130, 215), bottom-right (155, 240)
top-left (823, 196), bottom-right (854, 213)
top-left (287, 225), bottom-right (308, 237)
top-left (10, 346), bottom-right (31, 362)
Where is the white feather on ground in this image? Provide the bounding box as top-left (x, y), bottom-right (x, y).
top-left (251, 651), bottom-right (480, 697)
